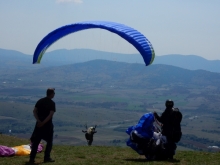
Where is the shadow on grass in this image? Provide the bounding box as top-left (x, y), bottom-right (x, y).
top-left (24, 161), bottom-right (42, 165)
top-left (124, 158), bottom-right (148, 162)
top-left (124, 158), bottom-right (180, 163)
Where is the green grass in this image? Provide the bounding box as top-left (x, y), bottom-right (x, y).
top-left (0, 135), bottom-right (220, 165)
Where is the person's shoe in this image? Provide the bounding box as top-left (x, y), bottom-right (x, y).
top-left (28, 159), bottom-right (35, 164)
top-left (168, 155), bottom-right (174, 160)
top-left (44, 158), bottom-right (55, 163)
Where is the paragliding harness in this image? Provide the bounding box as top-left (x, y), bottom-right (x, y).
top-left (171, 108), bottom-right (182, 143)
top-left (150, 121), bottom-right (177, 160)
top-left (82, 124), bottom-right (97, 146)
top-left (129, 130), bottom-right (156, 158)
top-left (126, 111), bottom-right (182, 160)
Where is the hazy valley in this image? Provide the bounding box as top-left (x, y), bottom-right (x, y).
top-left (0, 49), bottom-right (220, 152)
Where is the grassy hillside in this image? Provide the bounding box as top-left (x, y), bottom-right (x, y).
top-left (0, 135), bottom-right (220, 165)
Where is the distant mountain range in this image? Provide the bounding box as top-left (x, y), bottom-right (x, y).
top-left (1, 59), bottom-right (220, 90)
top-left (1, 48), bottom-right (220, 73)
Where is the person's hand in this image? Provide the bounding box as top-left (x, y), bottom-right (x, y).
top-left (37, 121), bottom-right (44, 127)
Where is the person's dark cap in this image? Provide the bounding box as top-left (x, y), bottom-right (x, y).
top-left (46, 88), bottom-right (55, 96)
top-left (165, 99), bottom-right (174, 108)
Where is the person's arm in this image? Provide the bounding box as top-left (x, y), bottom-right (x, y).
top-left (37, 111), bottom-right (54, 127)
top-left (153, 111), bottom-right (161, 122)
top-left (154, 110), bottom-right (167, 123)
top-left (82, 130), bottom-right (87, 133)
top-left (33, 107), bottom-right (41, 123)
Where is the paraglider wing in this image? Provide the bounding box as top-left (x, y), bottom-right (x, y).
top-left (126, 113), bottom-right (155, 155)
top-left (126, 112), bottom-right (155, 139)
top-left (33, 21), bottom-right (155, 66)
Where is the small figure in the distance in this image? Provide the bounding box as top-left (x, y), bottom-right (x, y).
top-left (82, 124), bottom-right (97, 146)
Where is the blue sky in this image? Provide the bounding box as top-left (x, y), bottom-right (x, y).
top-left (0, 0), bottom-right (220, 60)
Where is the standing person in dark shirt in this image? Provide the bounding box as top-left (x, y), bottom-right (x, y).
top-left (153, 99), bottom-right (177, 159)
top-left (29, 88), bottom-right (56, 163)
top-left (153, 99), bottom-right (174, 141)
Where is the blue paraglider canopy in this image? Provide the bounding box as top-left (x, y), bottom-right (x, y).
top-left (126, 112), bottom-right (155, 155)
top-left (33, 21), bottom-right (155, 66)
top-left (126, 112), bottom-right (155, 139)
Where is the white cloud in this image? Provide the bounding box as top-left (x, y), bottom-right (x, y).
top-left (56, 0), bottom-right (83, 4)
